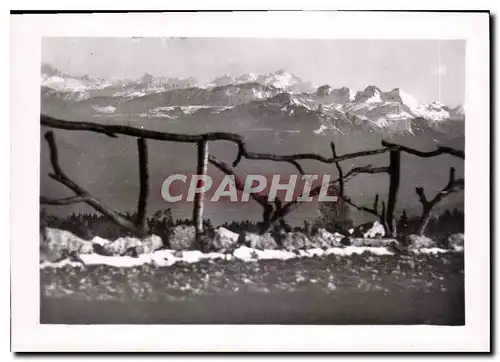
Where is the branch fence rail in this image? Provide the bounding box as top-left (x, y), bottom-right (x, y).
top-left (40, 114), bottom-right (465, 246)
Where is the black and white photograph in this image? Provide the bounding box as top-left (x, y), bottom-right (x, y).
top-left (10, 11), bottom-right (490, 352)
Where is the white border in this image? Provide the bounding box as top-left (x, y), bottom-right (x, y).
top-left (10, 12), bottom-right (490, 352)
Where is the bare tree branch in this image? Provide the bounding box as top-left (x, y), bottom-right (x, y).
top-left (382, 140), bottom-right (465, 159)
top-left (341, 194), bottom-right (381, 218)
top-left (266, 165), bottom-right (390, 233)
top-left (42, 116), bottom-right (464, 171)
top-left (415, 167), bottom-right (464, 235)
top-left (43, 131), bottom-right (145, 236)
top-left (373, 194), bottom-right (379, 212)
top-left (208, 155), bottom-right (270, 208)
top-left (207, 155), bottom-right (275, 233)
top-left (41, 115), bottom-right (390, 169)
top-left (415, 187), bottom-right (428, 205)
top-left (232, 144), bottom-right (391, 169)
top-left (209, 151), bottom-right (389, 234)
top-left (42, 114), bottom-right (465, 241)
top-left (40, 195), bottom-right (90, 205)
top-left (287, 160), bottom-right (304, 175)
top-left (324, 142), bottom-right (391, 233)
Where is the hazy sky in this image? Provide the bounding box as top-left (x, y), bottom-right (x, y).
top-left (42, 38), bottom-right (465, 107)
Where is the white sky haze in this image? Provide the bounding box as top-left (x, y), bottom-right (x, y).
top-left (42, 38), bottom-right (465, 107)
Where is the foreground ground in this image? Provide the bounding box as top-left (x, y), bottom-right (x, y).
top-left (40, 251), bottom-right (464, 325)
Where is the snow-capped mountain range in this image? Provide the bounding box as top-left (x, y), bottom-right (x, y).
top-left (209, 69), bottom-right (316, 94)
top-left (41, 64), bottom-right (465, 136)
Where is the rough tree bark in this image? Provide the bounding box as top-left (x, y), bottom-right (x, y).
top-left (193, 137), bottom-right (209, 248)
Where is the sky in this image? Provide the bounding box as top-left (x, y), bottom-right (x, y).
top-left (42, 38), bottom-right (465, 107)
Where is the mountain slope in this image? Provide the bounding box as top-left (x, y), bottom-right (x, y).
top-left (41, 65), bottom-right (465, 139)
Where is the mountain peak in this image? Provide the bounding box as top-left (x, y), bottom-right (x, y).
top-left (354, 85), bottom-right (382, 103)
top-left (316, 84), bottom-right (332, 96)
top-left (235, 72), bottom-right (258, 83)
top-left (316, 85), bottom-right (354, 104)
top-left (140, 73), bottom-right (154, 83)
top-left (365, 85), bottom-right (381, 92)
top-left (211, 74), bottom-right (235, 87)
top-left (384, 88), bottom-right (419, 109)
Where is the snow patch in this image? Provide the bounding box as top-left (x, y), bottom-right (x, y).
top-left (314, 124), bottom-right (329, 135)
top-left (397, 89), bottom-right (420, 109)
top-left (40, 259), bottom-right (85, 269)
top-left (299, 248), bottom-right (325, 257)
top-left (324, 246), bottom-right (395, 256)
top-left (92, 105), bottom-right (116, 114)
top-left (79, 253), bottom-right (157, 268)
top-left (91, 236), bottom-right (110, 247)
top-left (42, 75), bottom-right (114, 93)
top-left (254, 249), bottom-right (297, 260)
top-left (180, 250), bottom-right (205, 263)
top-left (233, 246), bottom-right (260, 261)
top-left (365, 91), bottom-right (381, 103)
top-left (414, 102), bottom-right (451, 121)
top-left (363, 221), bottom-right (385, 239)
top-left (410, 247), bottom-right (450, 255)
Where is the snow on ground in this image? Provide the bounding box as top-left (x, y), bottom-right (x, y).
top-left (40, 259), bottom-right (84, 269)
top-left (40, 249), bottom-right (232, 269)
top-left (362, 221), bottom-right (385, 238)
top-left (324, 246), bottom-right (394, 256)
top-left (233, 246), bottom-right (297, 261)
top-left (91, 236), bottom-right (109, 247)
top-left (40, 244), bottom-right (460, 269)
top-left (410, 247), bottom-right (450, 255)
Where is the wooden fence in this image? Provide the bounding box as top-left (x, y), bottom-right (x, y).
top-left (40, 114), bottom-right (465, 245)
